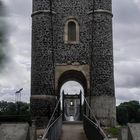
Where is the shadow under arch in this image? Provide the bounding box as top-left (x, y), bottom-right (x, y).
top-left (57, 70), bottom-right (88, 96)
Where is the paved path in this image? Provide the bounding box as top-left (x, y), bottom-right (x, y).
top-left (60, 123), bottom-right (88, 140)
top-left (0, 123), bottom-right (29, 140)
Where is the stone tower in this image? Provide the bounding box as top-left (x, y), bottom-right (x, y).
top-left (31, 0), bottom-right (116, 127)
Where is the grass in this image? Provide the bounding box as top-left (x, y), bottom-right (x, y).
top-left (103, 127), bottom-right (120, 138)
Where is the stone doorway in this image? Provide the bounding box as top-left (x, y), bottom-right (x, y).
top-left (57, 70), bottom-right (88, 121)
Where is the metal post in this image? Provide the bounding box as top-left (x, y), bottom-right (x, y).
top-left (62, 90), bottom-right (65, 121)
top-left (79, 91), bottom-right (82, 120)
top-left (15, 88), bottom-right (23, 115)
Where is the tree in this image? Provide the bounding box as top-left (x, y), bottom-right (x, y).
top-left (122, 101), bottom-right (139, 122)
top-left (18, 102), bottom-right (30, 115)
top-left (116, 100), bottom-right (140, 125)
top-left (0, 101), bottom-right (30, 116)
top-left (117, 105), bottom-right (129, 125)
top-left (0, 101), bottom-right (8, 115)
top-left (6, 102), bottom-right (17, 115)
top-left (136, 108), bottom-right (140, 122)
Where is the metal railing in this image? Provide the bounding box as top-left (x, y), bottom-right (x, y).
top-left (83, 95), bottom-right (108, 140)
top-left (41, 98), bottom-right (62, 140)
top-left (45, 114), bottom-right (62, 140)
top-left (40, 95), bottom-right (108, 140)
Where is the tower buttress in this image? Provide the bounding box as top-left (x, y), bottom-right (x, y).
top-left (90, 0), bottom-right (116, 126)
top-left (31, 0), bottom-right (56, 127)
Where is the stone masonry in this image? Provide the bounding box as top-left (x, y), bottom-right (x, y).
top-left (31, 0), bottom-right (116, 127)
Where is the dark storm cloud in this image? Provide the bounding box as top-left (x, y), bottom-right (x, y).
top-left (0, 1), bottom-right (8, 68)
top-left (0, 0), bottom-right (31, 102)
top-left (0, 1), bottom-right (4, 16)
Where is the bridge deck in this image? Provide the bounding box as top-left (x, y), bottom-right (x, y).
top-left (60, 123), bottom-right (88, 140)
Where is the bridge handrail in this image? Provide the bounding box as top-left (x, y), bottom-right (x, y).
top-left (83, 114), bottom-right (98, 127)
top-left (82, 95), bottom-right (108, 139)
top-left (42, 98), bottom-right (61, 139)
top-left (83, 95), bottom-right (99, 125)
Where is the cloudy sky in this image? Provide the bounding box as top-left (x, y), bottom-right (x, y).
top-left (0, 0), bottom-right (140, 105)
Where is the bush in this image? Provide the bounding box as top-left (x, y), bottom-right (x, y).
top-left (116, 100), bottom-right (140, 125)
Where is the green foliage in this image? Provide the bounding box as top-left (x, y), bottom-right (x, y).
top-left (0, 101), bottom-right (30, 116)
top-left (117, 105), bottom-right (129, 125)
top-left (136, 108), bottom-right (140, 122)
top-left (117, 100), bottom-right (140, 125)
top-left (105, 127), bottom-right (119, 138)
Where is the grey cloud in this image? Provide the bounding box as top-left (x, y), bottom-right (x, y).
top-left (113, 0), bottom-right (140, 102)
top-left (0, 0), bottom-right (31, 103)
top-left (0, 87), bottom-right (30, 102)
top-left (3, 0), bottom-right (32, 17)
top-left (116, 87), bottom-right (140, 105)
top-left (115, 60), bottom-right (140, 88)
top-left (113, 0), bottom-right (140, 24)
top-left (113, 0), bottom-right (140, 63)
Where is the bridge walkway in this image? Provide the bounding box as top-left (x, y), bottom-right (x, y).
top-left (60, 122), bottom-right (88, 140)
top-left (40, 95), bottom-right (109, 140)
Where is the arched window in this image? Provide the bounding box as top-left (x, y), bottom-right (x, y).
top-left (64, 19), bottom-right (79, 44)
top-left (68, 21), bottom-right (76, 42)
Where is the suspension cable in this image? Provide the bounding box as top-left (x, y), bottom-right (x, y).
top-left (42, 98), bottom-right (61, 139)
top-left (82, 95), bottom-right (109, 139)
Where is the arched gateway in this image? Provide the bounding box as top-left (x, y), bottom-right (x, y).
top-left (31, 0), bottom-right (116, 127)
top-left (57, 70), bottom-right (88, 95)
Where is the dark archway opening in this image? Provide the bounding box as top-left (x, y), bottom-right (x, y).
top-left (57, 70), bottom-right (87, 122)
